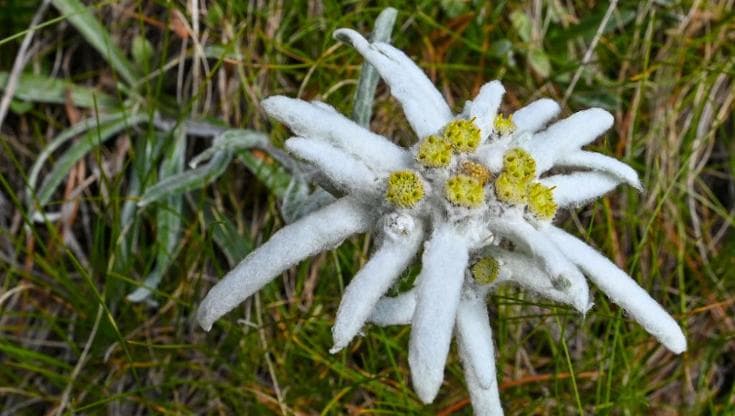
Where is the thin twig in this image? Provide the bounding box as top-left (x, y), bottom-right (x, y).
top-left (0, 0), bottom-right (51, 130)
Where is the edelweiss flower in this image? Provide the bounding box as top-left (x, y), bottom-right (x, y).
top-left (197, 28), bottom-right (686, 414)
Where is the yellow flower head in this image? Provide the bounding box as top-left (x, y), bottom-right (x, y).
top-left (459, 160), bottom-right (493, 185)
top-left (527, 182), bottom-right (557, 221)
top-left (494, 172), bottom-right (528, 204)
top-left (493, 113), bottom-right (516, 136)
top-left (386, 170), bottom-right (425, 208)
top-left (445, 175), bottom-right (485, 208)
top-left (471, 256), bottom-right (500, 285)
top-left (502, 148), bottom-right (536, 183)
top-left (444, 119), bottom-right (481, 153)
top-left (416, 135), bottom-right (453, 168)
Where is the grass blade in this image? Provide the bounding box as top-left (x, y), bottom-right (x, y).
top-left (50, 0), bottom-right (139, 86)
top-left (34, 112), bottom-right (147, 208)
top-left (0, 71), bottom-right (117, 108)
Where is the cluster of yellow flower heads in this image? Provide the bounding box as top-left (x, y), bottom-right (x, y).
top-left (494, 148), bottom-right (557, 220)
top-left (384, 114), bottom-right (557, 220)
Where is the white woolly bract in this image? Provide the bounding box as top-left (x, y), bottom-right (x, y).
top-left (468, 81), bottom-right (505, 141)
top-left (545, 226), bottom-right (687, 354)
top-left (541, 171), bottom-right (622, 208)
top-left (555, 151), bottom-right (642, 190)
top-left (368, 289), bottom-right (416, 326)
top-left (196, 197), bottom-right (374, 331)
top-left (511, 98), bottom-right (560, 134)
top-left (492, 249), bottom-right (590, 312)
top-left (409, 224), bottom-right (469, 404)
top-left (457, 318), bottom-right (504, 416)
top-left (285, 137), bottom-right (379, 196)
top-left (525, 108), bottom-right (614, 174)
top-left (456, 291), bottom-right (498, 389)
top-left (331, 218), bottom-right (424, 352)
top-left (262, 96), bottom-right (408, 172)
top-left (488, 214), bottom-right (589, 312)
top-left (333, 29), bottom-right (452, 138)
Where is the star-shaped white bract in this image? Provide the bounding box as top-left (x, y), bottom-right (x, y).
top-left (197, 28), bottom-right (686, 415)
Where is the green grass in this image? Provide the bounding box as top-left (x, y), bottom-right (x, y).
top-left (2, 0), bottom-right (735, 414)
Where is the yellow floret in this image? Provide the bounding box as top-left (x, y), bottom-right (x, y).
top-left (443, 119), bottom-right (481, 153)
top-left (502, 148), bottom-right (536, 183)
top-left (445, 175), bottom-right (485, 208)
top-left (494, 113), bottom-right (516, 136)
top-left (471, 256), bottom-right (500, 285)
top-left (494, 172), bottom-right (527, 204)
top-left (459, 160), bottom-right (492, 185)
top-left (527, 182), bottom-right (557, 221)
top-left (385, 170), bottom-right (425, 208)
top-left (416, 135), bottom-right (453, 168)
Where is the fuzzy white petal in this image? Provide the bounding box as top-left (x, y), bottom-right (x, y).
top-left (457, 316), bottom-right (503, 416)
top-left (456, 292), bottom-right (497, 389)
top-left (262, 96), bottom-right (408, 172)
top-left (511, 98), bottom-right (560, 134)
top-left (525, 108), bottom-right (614, 173)
top-left (488, 215), bottom-right (589, 312)
top-left (540, 171), bottom-right (622, 208)
top-left (475, 136), bottom-right (512, 173)
top-left (409, 224), bottom-right (469, 403)
top-left (197, 197), bottom-right (374, 331)
top-left (556, 151), bottom-right (642, 190)
top-left (368, 289), bottom-right (417, 326)
top-left (492, 249), bottom-right (590, 312)
top-left (468, 81), bottom-right (505, 140)
top-left (286, 137), bottom-right (378, 196)
top-left (331, 216), bottom-right (424, 352)
top-left (334, 29), bottom-right (453, 138)
top-left (545, 226), bottom-right (687, 354)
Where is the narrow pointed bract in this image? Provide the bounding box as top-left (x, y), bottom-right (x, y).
top-left (545, 226), bottom-right (687, 353)
top-left (410, 224), bottom-right (469, 403)
top-left (333, 29), bottom-right (453, 138)
top-left (197, 196), bottom-right (374, 331)
top-left (331, 215), bottom-right (424, 352)
top-left (511, 98), bottom-right (561, 134)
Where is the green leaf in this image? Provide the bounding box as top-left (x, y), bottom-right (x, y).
top-left (238, 151), bottom-right (293, 199)
top-left (0, 71), bottom-right (117, 108)
top-left (352, 7), bottom-right (398, 127)
top-left (527, 47), bottom-right (551, 78)
top-left (207, 206), bottom-right (253, 266)
top-left (50, 0), bottom-right (139, 86)
top-left (34, 113), bottom-right (148, 208)
top-left (127, 127), bottom-right (186, 302)
top-left (131, 35), bottom-right (154, 69)
top-left (510, 10), bottom-right (532, 43)
top-left (26, 111), bottom-right (134, 207)
top-left (137, 129), bottom-right (267, 207)
top-left (137, 149), bottom-right (233, 208)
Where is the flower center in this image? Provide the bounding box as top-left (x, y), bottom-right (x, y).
top-left (445, 175), bottom-right (485, 208)
top-left (471, 256), bottom-right (500, 284)
top-left (385, 170), bottom-right (425, 208)
top-left (416, 135), bottom-right (452, 168)
top-left (493, 113), bottom-right (516, 136)
top-left (444, 119), bottom-right (481, 153)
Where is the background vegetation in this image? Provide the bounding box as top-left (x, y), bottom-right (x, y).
top-left (1, 0), bottom-right (734, 414)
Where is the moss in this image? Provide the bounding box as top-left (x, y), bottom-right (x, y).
top-left (494, 113), bottom-right (516, 136)
top-left (416, 135), bottom-right (453, 168)
top-left (444, 119), bottom-right (481, 153)
top-left (527, 182), bottom-right (557, 220)
top-left (445, 174), bottom-right (485, 208)
top-left (471, 256), bottom-right (500, 284)
top-left (385, 170), bottom-right (425, 208)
